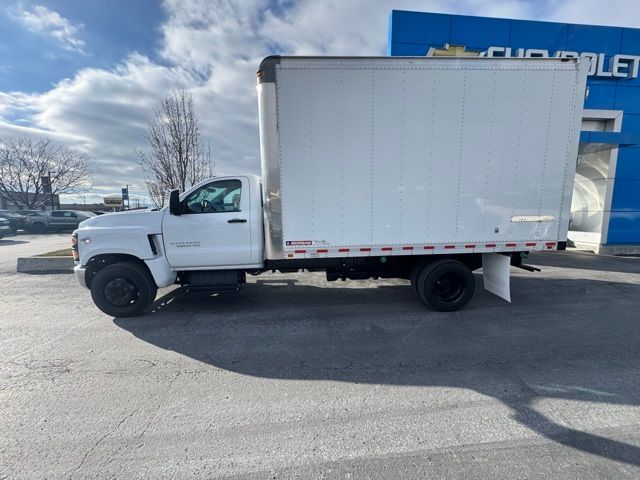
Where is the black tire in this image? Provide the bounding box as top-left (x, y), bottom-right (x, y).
top-left (416, 259), bottom-right (475, 312)
top-left (31, 222), bottom-right (47, 234)
top-left (90, 262), bottom-right (157, 317)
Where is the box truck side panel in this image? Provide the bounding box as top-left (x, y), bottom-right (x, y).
top-left (341, 70), bottom-right (378, 245)
top-left (264, 57), bottom-right (586, 260)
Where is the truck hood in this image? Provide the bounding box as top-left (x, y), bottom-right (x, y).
top-left (78, 209), bottom-right (165, 232)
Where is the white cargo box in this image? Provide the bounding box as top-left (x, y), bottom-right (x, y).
top-left (257, 56), bottom-right (588, 260)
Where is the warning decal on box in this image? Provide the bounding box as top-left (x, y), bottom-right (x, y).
top-left (286, 240), bottom-right (313, 246)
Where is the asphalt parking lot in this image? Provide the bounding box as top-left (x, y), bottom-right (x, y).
top-left (1, 249), bottom-right (640, 479)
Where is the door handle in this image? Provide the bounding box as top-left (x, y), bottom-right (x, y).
top-left (228, 218), bottom-right (247, 223)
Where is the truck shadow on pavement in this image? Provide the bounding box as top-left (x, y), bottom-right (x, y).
top-left (114, 268), bottom-right (640, 467)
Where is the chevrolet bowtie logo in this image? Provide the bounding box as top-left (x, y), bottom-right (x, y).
top-left (426, 44), bottom-right (482, 57)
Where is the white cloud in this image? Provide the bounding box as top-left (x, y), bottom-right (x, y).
top-left (9, 3), bottom-right (86, 53)
top-left (0, 54), bottom-right (198, 201)
top-left (2, 0), bottom-right (640, 204)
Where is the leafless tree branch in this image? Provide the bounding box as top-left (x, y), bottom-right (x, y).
top-left (138, 89), bottom-right (213, 208)
top-left (0, 136), bottom-right (91, 209)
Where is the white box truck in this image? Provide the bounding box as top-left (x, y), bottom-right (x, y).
top-left (73, 56), bottom-right (588, 317)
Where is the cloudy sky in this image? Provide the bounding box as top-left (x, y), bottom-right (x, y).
top-left (1, 0), bottom-right (639, 204)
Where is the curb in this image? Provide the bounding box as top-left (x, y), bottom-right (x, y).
top-left (17, 256), bottom-right (75, 273)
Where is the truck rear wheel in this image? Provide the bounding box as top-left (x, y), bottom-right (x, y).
top-left (416, 259), bottom-right (475, 312)
top-left (90, 262), bottom-right (157, 317)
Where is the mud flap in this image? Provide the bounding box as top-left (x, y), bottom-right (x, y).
top-left (482, 253), bottom-right (511, 302)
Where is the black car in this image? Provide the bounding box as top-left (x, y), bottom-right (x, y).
top-left (0, 210), bottom-right (27, 233)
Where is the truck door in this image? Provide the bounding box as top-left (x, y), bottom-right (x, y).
top-left (162, 177), bottom-right (253, 268)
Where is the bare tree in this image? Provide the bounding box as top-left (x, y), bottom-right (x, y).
top-left (0, 136), bottom-right (90, 209)
top-left (146, 181), bottom-right (167, 211)
top-left (138, 89), bottom-right (213, 208)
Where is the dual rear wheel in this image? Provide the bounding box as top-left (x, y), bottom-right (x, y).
top-left (410, 259), bottom-right (475, 312)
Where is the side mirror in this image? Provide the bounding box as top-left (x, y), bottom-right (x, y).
top-left (169, 189), bottom-right (181, 216)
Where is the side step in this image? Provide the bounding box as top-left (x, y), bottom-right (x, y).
top-left (182, 270), bottom-right (245, 292)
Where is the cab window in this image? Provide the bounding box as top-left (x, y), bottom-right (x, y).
top-left (184, 179), bottom-right (242, 214)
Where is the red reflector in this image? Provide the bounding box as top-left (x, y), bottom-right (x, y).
top-left (402, 246), bottom-right (413, 250)
top-left (338, 248), bottom-right (349, 252)
top-left (547, 245), bottom-right (553, 249)
top-left (360, 247), bottom-right (371, 252)
top-left (381, 247), bottom-right (393, 251)
top-left (465, 244), bottom-right (475, 249)
top-left (317, 249), bottom-right (328, 253)
top-left (545, 242), bottom-right (556, 246)
top-left (444, 245), bottom-right (455, 249)
top-left (287, 253), bottom-right (293, 258)
top-left (525, 242), bottom-right (536, 247)
top-left (424, 246), bottom-right (435, 250)
top-left (485, 243), bottom-right (497, 248)
top-left (506, 243), bottom-right (517, 247)
top-left (295, 249), bottom-right (306, 253)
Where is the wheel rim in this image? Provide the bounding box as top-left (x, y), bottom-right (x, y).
top-left (433, 272), bottom-right (465, 303)
top-left (104, 277), bottom-right (139, 307)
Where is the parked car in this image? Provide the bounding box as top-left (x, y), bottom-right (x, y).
top-left (0, 218), bottom-right (10, 239)
top-left (26, 210), bottom-right (96, 233)
top-left (0, 210), bottom-right (27, 233)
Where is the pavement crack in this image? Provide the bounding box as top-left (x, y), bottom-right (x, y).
top-left (135, 371), bottom-right (182, 448)
top-left (65, 405), bottom-right (142, 479)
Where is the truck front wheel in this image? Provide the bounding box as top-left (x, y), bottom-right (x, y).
top-left (90, 262), bottom-right (157, 317)
top-left (416, 259), bottom-right (475, 312)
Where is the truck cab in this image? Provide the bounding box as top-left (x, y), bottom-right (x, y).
top-left (73, 174), bottom-right (264, 317)
top-left (162, 175), bottom-right (263, 269)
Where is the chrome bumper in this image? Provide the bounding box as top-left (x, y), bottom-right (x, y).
top-left (74, 264), bottom-right (89, 289)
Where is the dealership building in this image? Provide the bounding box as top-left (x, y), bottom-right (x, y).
top-left (389, 10), bottom-right (640, 253)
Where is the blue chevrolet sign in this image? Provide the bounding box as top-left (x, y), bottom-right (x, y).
top-left (389, 10), bottom-right (640, 249)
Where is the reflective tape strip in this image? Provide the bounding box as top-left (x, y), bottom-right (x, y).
top-left (285, 241), bottom-right (560, 256)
